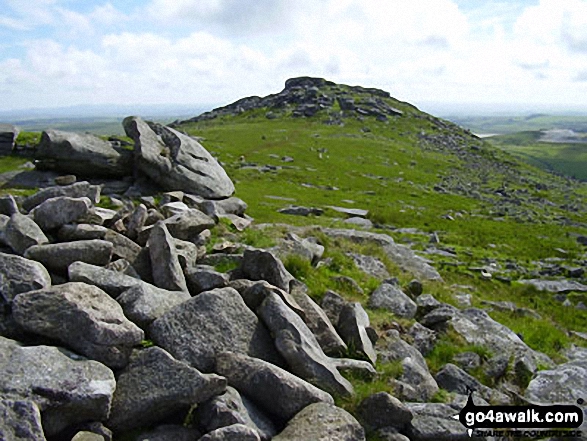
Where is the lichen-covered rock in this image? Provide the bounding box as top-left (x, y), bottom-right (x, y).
top-left (150, 287), bottom-right (281, 372)
top-left (30, 196), bottom-right (92, 231)
top-left (107, 347), bottom-right (227, 432)
top-left (241, 249), bottom-right (294, 292)
top-left (4, 213), bottom-right (48, 255)
top-left (123, 116), bottom-right (234, 198)
top-left (215, 351), bottom-right (333, 423)
top-left (272, 403), bottom-right (365, 441)
top-left (23, 182), bottom-right (101, 212)
top-left (148, 221), bottom-right (188, 292)
top-left (163, 209), bottom-right (216, 241)
top-left (13, 282), bottom-right (144, 369)
top-left (0, 336), bottom-right (115, 436)
top-left (24, 240), bottom-right (113, 274)
top-left (0, 399), bottom-right (46, 441)
top-left (0, 253), bottom-right (51, 304)
top-left (369, 282), bottom-right (417, 319)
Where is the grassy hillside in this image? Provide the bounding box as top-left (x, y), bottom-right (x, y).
top-left (488, 131), bottom-right (587, 181)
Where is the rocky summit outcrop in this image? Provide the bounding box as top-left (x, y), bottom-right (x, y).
top-left (123, 116), bottom-right (235, 198)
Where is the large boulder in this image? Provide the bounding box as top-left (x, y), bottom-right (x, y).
top-left (163, 209), bottom-right (215, 241)
top-left (0, 336), bottom-right (115, 436)
top-left (107, 347), bottom-right (227, 432)
top-left (30, 196), bottom-right (92, 231)
top-left (272, 403), bottom-right (365, 441)
top-left (0, 123), bottom-right (19, 155)
top-left (22, 181), bottom-right (101, 212)
top-left (24, 240), bottom-right (113, 274)
top-left (148, 221), bottom-right (188, 292)
top-left (123, 116), bottom-right (234, 198)
top-left (35, 130), bottom-right (132, 178)
top-left (369, 282), bottom-right (418, 319)
top-left (4, 213), bottom-right (48, 255)
top-left (0, 253), bottom-right (51, 305)
top-left (241, 249), bottom-right (295, 292)
top-left (150, 287), bottom-right (281, 372)
top-left (194, 386), bottom-right (276, 441)
top-left (215, 351), bottom-right (334, 423)
top-left (257, 292), bottom-right (353, 397)
top-left (13, 282), bottom-right (144, 369)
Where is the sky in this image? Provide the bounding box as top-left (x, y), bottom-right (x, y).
top-left (1, 0), bottom-right (587, 115)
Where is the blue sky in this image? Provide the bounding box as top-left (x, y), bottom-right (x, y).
top-left (1, 0), bottom-right (587, 113)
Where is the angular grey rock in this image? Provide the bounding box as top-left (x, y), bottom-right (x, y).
top-left (374, 428), bottom-right (410, 441)
top-left (414, 294), bottom-right (443, 318)
top-left (117, 283), bottom-right (191, 328)
top-left (337, 302), bottom-right (377, 364)
top-left (5, 213), bottom-right (48, 255)
top-left (161, 201), bottom-right (190, 217)
top-left (278, 205), bottom-right (324, 216)
top-left (200, 197), bottom-right (248, 218)
top-left (0, 399), bottom-right (46, 441)
top-left (258, 292), bottom-right (353, 397)
top-left (420, 305), bottom-right (458, 330)
top-left (0, 123), bottom-right (19, 155)
top-left (13, 282), bottom-right (144, 369)
top-left (24, 240), bottom-right (113, 274)
top-left (148, 221), bottom-right (188, 292)
top-left (0, 194), bottom-right (19, 216)
top-left (405, 279), bottom-right (423, 298)
top-left (357, 392), bottom-right (413, 431)
top-left (321, 290), bottom-right (347, 325)
top-left (31, 196), bottom-right (92, 231)
top-left (160, 209), bottom-right (215, 241)
top-left (123, 116), bottom-right (235, 198)
top-left (290, 282), bottom-right (347, 356)
top-left (71, 431), bottom-right (105, 441)
top-left (218, 213), bottom-right (252, 231)
top-left (150, 287), bottom-right (281, 372)
top-left (23, 181), bottom-right (101, 212)
top-left (174, 237), bottom-right (201, 269)
top-left (198, 424), bottom-right (260, 441)
top-left (343, 217), bottom-right (373, 228)
top-left (215, 351), bottom-right (334, 423)
top-left (376, 330), bottom-right (438, 402)
top-left (185, 266), bottom-right (229, 295)
top-left (435, 364), bottom-right (501, 404)
top-left (519, 278), bottom-right (587, 293)
top-left (35, 130), bottom-right (132, 178)
top-left (107, 347), bottom-right (227, 432)
top-left (125, 203), bottom-right (148, 240)
top-left (0, 336), bottom-right (115, 436)
top-left (137, 425), bottom-right (201, 441)
top-left (272, 403), bottom-right (365, 441)
top-left (271, 233), bottom-right (325, 264)
top-left (453, 352), bottom-right (481, 373)
top-left (407, 322), bottom-right (437, 356)
top-left (241, 249), bottom-right (295, 292)
top-left (0, 253), bottom-right (51, 305)
top-left (449, 308), bottom-right (554, 369)
top-left (103, 229), bottom-right (142, 263)
top-left (347, 252), bottom-right (390, 279)
top-left (405, 403), bottom-right (479, 441)
top-left (331, 358), bottom-right (377, 380)
top-left (241, 281), bottom-right (305, 317)
top-left (369, 282), bottom-right (418, 319)
top-left (58, 223), bottom-right (109, 241)
top-left (69, 261), bottom-right (144, 297)
top-left (194, 386), bottom-right (276, 441)
top-left (0, 213), bottom-right (9, 245)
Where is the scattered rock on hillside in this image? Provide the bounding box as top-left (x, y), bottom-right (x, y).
top-left (0, 253), bottom-right (51, 304)
top-left (150, 287), bottom-right (282, 372)
top-left (337, 302), bottom-right (377, 364)
top-left (24, 240), bottom-right (113, 274)
top-left (518, 278), bottom-right (587, 293)
top-left (0, 336), bottom-right (115, 436)
top-left (4, 213), bottom-right (48, 255)
top-left (278, 206), bottom-right (324, 216)
top-left (272, 403), bottom-right (365, 441)
top-left (123, 116), bottom-right (235, 198)
top-left (107, 347), bottom-right (227, 432)
top-left (30, 196), bottom-right (92, 231)
top-left (347, 253), bottom-right (390, 279)
top-left (22, 181), bottom-right (101, 212)
top-left (241, 249), bottom-right (295, 292)
top-left (35, 130), bottom-right (133, 178)
top-left (356, 392), bottom-right (413, 432)
top-left (0, 123), bottom-right (19, 155)
top-left (369, 282), bottom-right (418, 319)
top-left (215, 351), bottom-right (334, 423)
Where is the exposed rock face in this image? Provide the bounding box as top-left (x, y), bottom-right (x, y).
top-left (123, 116), bottom-right (234, 198)
top-left (241, 249), bottom-right (295, 292)
top-left (0, 253), bottom-right (51, 304)
top-left (107, 347), bottom-right (227, 432)
top-left (337, 302), bottom-right (377, 364)
top-left (194, 386), bottom-right (277, 441)
top-left (5, 213), bottom-right (48, 255)
top-left (369, 282), bottom-right (418, 319)
top-left (30, 196), bottom-right (92, 231)
top-left (12, 282), bottom-right (144, 369)
top-left (215, 351), bottom-right (334, 422)
top-left (35, 130), bottom-right (133, 178)
top-left (0, 123), bottom-right (19, 155)
top-left (257, 292), bottom-right (353, 397)
top-left (150, 288), bottom-right (281, 372)
top-left (272, 403), bottom-right (366, 441)
top-left (148, 222), bottom-right (188, 292)
top-left (0, 336), bottom-right (115, 436)
top-left (0, 399), bottom-right (46, 441)
top-left (24, 240), bottom-right (113, 274)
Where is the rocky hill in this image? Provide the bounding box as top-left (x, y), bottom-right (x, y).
top-left (0, 78), bottom-right (586, 440)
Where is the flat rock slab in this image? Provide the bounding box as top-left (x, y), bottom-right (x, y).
top-left (25, 240), bottom-right (113, 274)
top-left (369, 282), bottom-right (417, 319)
top-left (123, 116), bottom-right (234, 198)
top-left (326, 205), bottom-right (369, 217)
top-left (5, 213), bottom-right (48, 255)
top-left (347, 253), bottom-right (390, 279)
top-left (258, 292), bottom-right (353, 397)
top-left (519, 279), bottom-right (587, 293)
top-left (0, 252), bottom-right (51, 304)
top-left (0, 336), bottom-right (115, 436)
top-left (35, 130), bottom-right (132, 178)
top-left (150, 287), bottom-right (281, 372)
top-left (13, 282), bottom-right (144, 369)
top-left (215, 351), bottom-right (334, 423)
top-left (107, 347), bottom-right (227, 432)
top-left (0, 399), bottom-right (46, 441)
top-left (23, 181), bottom-right (101, 212)
top-left (272, 403), bottom-right (365, 441)
top-left (163, 209), bottom-right (216, 241)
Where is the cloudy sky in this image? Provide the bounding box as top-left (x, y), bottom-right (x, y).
top-left (1, 0), bottom-right (587, 114)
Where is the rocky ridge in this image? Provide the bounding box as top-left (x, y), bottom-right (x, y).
top-left (0, 82), bottom-right (586, 440)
